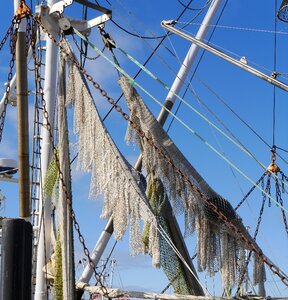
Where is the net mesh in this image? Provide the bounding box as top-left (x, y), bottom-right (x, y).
top-left (143, 173), bottom-right (192, 294)
top-left (278, 0), bottom-right (288, 22)
top-left (119, 76), bottom-right (266, 289)
top-left (61, 40), bottom-right (160, 267)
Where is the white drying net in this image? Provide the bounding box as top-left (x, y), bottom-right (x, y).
top-left (61, 40), bottom-right (160, 267)
top-left (119, 76), bottom-right (266, 289)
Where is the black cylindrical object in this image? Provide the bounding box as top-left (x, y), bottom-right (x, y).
top-left (0, 218), bottom-right (33, 300)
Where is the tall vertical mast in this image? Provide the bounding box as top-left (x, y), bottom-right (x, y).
top-left (34, 0), bottom-right (59, 298)
top-left (0, 2), bottom-right (33, 299)
top-left (15, 0), bottom-right (30, 219)
top-left (77, 0), bottom-right (223, 295)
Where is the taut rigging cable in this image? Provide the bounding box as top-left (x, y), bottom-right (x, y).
top-left (100, 0), bottom-right (195, 121)
top-left (74, 26), bottom-right (288, 213)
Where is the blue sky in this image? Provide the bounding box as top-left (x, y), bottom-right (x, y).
top-left (1, 0), bottom-right (288, 297)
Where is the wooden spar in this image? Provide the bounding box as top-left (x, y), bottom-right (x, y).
top-left (76, 282), bottom-right (288, 300)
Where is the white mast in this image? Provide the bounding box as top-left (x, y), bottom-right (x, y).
top-left (78, 0), bottom-right (223, 289)
top-left (34, 0), bottom-right (59, 298)
top-left (157, 0), bottom-right (223, 123)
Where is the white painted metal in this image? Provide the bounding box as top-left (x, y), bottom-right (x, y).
top-left (78, 230), bottom-right (112, 283)
top-left (161, 20), bottom-right (288, 92)
top-left (157, 0), bottom-right (223, 122)
top-left (0, 76), bottom-right (16, 115)
top-left (58, 13), bottom-right (112, 35)
top-left (34, 1), bottom-right (59, 299)
top-left (0, 158), bottom-right (17, 169)
top-left (49, 0), bottom-right (73, 14)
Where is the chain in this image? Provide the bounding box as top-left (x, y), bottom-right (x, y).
top-left (0, 18), bottom-right (21, 143)
top-left (234, 172), bottom-right (267, 211)
top-left (31, 18), bottom-right (111, 298)
top-left (25, 16), bottom-right (32, 56)
top-left (0, 19), bottom-right (16, 52)
top-left (275, 178), bottom-right (288, 236)
top-left (236, 193), bottom-right (267, 295)
top-left (34, 16), bottom-right (288, 288)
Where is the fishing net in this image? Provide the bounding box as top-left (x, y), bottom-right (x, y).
top-left (119, 76), bottom-right (266, 289)
top-left (143, 173), bottom-right (192, 294)
top-left (278, 0), bottom-right (288, 22)
top-left (61, 40), bottom-right (160, 267)
top-left (43, 148), bottom-right (59, 198)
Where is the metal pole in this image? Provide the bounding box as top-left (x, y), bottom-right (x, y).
top-left (157, 0), bottom-right (223, 123)
top-left (0, 4), bottom-right (33, 296)
top-left (161, 21), bottom-right (288, 92)
top-left (34, 1), bottom-right (59, 298)
top-left (77, 1), bottom-right (222, 296)
top-left (0, 47), bottom-right (33, 116)
top-left (15, 1), bottom-right (30, 219)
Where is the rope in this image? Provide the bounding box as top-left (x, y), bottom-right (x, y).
top-left (176, 0), bottom-right (212, 11)
top-left (74, 28), bottom-right (288, 195)
top-left (166, 0), bottom-right (229, 132)
top-left (35, 15), bottom-right (288, 289)
top-left (194, 75), bottom-right (288, 167)
top-left (175, 22), bottom-right (288, 36)
top-left (178, 25), bottom-right (288, 81)
top-left (272, 0), bottom-right (278, 147)
top-left (101, 0), bottom-right (195, 122)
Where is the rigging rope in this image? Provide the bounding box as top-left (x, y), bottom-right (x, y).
top-left (74, 28), bottom-right (288, 197)
top-left (194, 75), bottom-right (288, 167)
top-left (272, 0), bottom-right (278, 147)
top-left (101, 0), bottom-right (194, 122)
top-left (176, 0), bottom-right (212, 11)
top-left (35, 16), bottom-right (288, 287)
top-left (166, 0), bottom-right (229, 132)
top-left (176, 22), bottom-right (288, 36)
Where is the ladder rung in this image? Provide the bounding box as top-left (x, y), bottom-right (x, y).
top-left (31, 166), bottom-right (41, 170)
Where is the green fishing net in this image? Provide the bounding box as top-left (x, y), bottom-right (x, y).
top-left (44, 149), bottom-right (59, 198)
top-left (54, 231), bottom-right (63, 300)
top-left (143, 173), bottom-right (191, 295)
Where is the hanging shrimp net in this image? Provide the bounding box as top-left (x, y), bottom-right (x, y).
top-left (119, 76), bottom-right (266, 290)
top-left (278, 0), bottom-right (288, 22)
top-left (143, 173), bottom-right (193, 294)
top-left (60, 40), bottom-right (161, 267)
